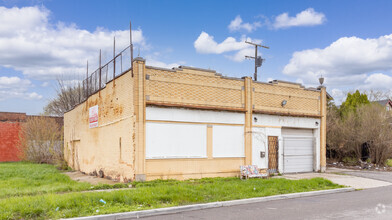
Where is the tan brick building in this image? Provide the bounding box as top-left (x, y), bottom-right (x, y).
top-left (64, 57), bottom-right (327, 182)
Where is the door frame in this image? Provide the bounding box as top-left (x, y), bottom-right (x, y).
top-left (268, 136), bottom-right (279, 173)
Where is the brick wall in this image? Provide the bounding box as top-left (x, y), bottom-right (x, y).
top-left (0, 112), bottom-right (63, 162)
top-left (145, 66), bottom-right (321, 117)
top-left (0, 112), bottom-right (25, 162)
top-left (64, 67), bottom-right (135, 182)
top-left (145, 66), bottom-right (245, 111)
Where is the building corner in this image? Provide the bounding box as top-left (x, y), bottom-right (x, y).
top-left (133, 57), bottom-right (147, 181)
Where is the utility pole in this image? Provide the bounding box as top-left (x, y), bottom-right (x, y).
top-left (245, 41), bottom-right (269, 81)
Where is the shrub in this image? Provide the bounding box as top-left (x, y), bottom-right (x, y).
top-left (327, 102), bottom-right (392, 165)
top-left (17, 116), bottom-right (66, 168)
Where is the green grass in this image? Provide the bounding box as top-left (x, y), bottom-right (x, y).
top-left (0, 162), bottom-right (343, 219)
top-left (0, 176), bottom-right (342, 219)
top-left (0, 162), bottom-right (127, 198)
top-left (386, 159), bottom-right (392, 167)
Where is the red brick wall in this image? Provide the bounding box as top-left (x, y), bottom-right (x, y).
top-left (0, 112), bottom-right (63, 162)
top-left (0, 121), bottom-right (22, 162)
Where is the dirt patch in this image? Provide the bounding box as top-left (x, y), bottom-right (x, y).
top-left (65, 171), bottom-right (119, 185)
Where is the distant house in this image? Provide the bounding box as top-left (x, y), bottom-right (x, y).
top-left (373, 99), bottom-right (392, 111)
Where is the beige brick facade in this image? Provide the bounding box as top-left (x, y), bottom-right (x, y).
top-left (64, 57), bottom-right (327, 182)
top-left (64, 70), bottom-right (135, 182)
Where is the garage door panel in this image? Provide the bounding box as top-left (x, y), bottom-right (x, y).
top-left (284, 156), bottom-right (313, 166)
top-left (284, 157), bottom-right (313, 173)
top-left (282, 128), bottom-right (314, 173)
top-left (284, 139), bottom-right (313, 155)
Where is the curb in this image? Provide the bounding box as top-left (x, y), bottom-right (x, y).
top-left (67, 187), bottom-right (354, 220)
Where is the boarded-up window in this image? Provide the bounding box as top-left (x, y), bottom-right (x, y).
top-left (212, 125), bottom-right (244, 158)
top-left (146, 122), bottom-right (207, 159)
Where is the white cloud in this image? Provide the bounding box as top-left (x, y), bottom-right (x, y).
top-left (194, 32), bottom-right (249, 54)
top-left (26, 92), bottom-right (43, 100)
top-left (146, 59), bottom-right (182, 69)
top-left (0, 6), bottom-right (146, 80)
top-left (362, 73), bottom-right (392, 90)
top-left (0, 76), bottom-right (31, 87)
top-left (295, 78), bottom-right (304, 85)
top-left (194, 32), bottom-right (261, 62)
top-left (225, 48), bottom-right (254, 62)
top-left (228, 15), bottom-right (261, 32)
top-left (283, 34), bottom-right (392, 88)
top-left (41, 82), bottom-right (49, 87)
top-left (330, 88), bottom-right (346, 104)
top-left (0, 76), bottom-right (42, 100)
top-left (273, 8), bottom-right (326, 29)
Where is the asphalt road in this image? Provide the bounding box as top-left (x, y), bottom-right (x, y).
top-left (140, 185), bottom-right (392, 220)
top-left (342, 170), bottom-right (392, 183)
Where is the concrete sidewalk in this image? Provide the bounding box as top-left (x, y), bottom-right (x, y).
top-left (278, 169), bottom-right (392, 189)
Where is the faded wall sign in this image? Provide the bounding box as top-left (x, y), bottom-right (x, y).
top-left (89, 105), bottom-right (98, 128)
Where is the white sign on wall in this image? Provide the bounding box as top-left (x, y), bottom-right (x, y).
top-left (89, 105), bottom-right (99, 128)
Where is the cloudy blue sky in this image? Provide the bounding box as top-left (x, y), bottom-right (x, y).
top-left (1, 0), bottom-right (392, 114)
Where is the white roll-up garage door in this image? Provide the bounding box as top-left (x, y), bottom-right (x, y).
top-left (282, 128), bottom-right (314, 173)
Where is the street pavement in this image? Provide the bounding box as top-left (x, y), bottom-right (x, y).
top-left (340, 170), bottom-right (392, 183)
top-left (140, 185), bottom-right (392, 220)
top-left (137, 169), bottom-right (392, 220)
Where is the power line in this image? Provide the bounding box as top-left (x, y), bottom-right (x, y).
top-left (245, 41), bottom-right (269, 81)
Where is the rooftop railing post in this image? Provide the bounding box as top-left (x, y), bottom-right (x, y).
top-left (130, 20), bottom-right (134, 76)
top-left (99, 49), bottom-right (102, 93)
top-left (86, 60), bottom-right (89, 97)
top-left (113, 36), bottom-right (116, 86)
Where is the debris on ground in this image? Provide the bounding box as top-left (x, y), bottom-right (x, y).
top-left (99, 199), bottom-right (106, 204)
top-left (328, 160), bottom-right (392, 172)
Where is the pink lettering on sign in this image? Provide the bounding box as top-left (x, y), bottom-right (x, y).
top-left (89, 105), bottom-right (98, 128)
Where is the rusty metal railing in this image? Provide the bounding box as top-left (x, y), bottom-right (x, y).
top-left (82, 45), bottom-right (132, 99)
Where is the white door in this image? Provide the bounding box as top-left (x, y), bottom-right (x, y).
top-left (282, 128), bottom-right (314, 173)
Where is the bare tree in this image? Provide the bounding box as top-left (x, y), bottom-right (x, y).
top-left (327, 107), bottom-right (362, 160)
top-left (44, 79), bottom-right (85, 116)
top-left (357, 104), bottom-right (392, 165)
top-left (327, 102), bottom-right (392, 165)
top-left (363, 89), bottom-right (392, 102)
top-left (17, 116), bottom-right (66, 168)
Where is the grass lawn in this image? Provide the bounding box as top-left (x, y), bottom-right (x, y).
top-left (0, 162), bottom-right (127, 198)
top-left (0, 162), bottom-right (343, 219)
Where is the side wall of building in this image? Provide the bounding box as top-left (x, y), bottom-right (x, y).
top-left (64, 70), bottom-right (135, 182)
